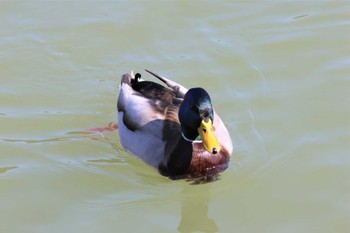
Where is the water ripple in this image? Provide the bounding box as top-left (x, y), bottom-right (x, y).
top-left (0, 166), bottom-right (17, 174)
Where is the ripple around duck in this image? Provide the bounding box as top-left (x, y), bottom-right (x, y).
top-left (2, 137), bottom-right (73, 144)
top-left (0, 166), bottom-right (18, 174)
top-left (1, 128), bottom-right (121, 146)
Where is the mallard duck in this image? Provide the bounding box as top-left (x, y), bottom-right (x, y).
top-left (117, 70), bottom-right (233, 178)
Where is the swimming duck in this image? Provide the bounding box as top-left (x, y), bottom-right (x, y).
top-left (117, 70), bottom-right (233, 178)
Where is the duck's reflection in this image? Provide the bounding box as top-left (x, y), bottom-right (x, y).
top-left (177, 182), bottom-right (218, 233)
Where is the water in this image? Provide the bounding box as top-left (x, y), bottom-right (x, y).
top-left (0, 2), bottom-right (349, 233)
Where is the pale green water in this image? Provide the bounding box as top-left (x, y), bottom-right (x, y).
top-left (0, 2), bottom-right (349, 233)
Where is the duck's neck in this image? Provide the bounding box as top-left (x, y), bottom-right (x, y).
top-left (181, 129), bottom-right (201, 142)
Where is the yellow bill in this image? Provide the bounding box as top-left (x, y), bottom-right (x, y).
top-left (198, 119), bottom-right (221, 154)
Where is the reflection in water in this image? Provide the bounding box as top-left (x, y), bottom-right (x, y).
top-left (178, 184), bottom-right (218, 233)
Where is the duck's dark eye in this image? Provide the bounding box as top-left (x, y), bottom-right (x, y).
top-left (203, 128), bottom-right (207, 133)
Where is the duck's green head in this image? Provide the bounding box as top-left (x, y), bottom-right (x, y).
top-left (179, 88), bottom-right (221, 154)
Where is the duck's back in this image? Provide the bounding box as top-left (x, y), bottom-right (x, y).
top-left (117, 73), bottom-right (182, 169)
top-left (132, 78), bottom-right (176, 104)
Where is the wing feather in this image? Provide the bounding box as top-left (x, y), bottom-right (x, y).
top-left (144, 69), bottom-right (188, 98)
